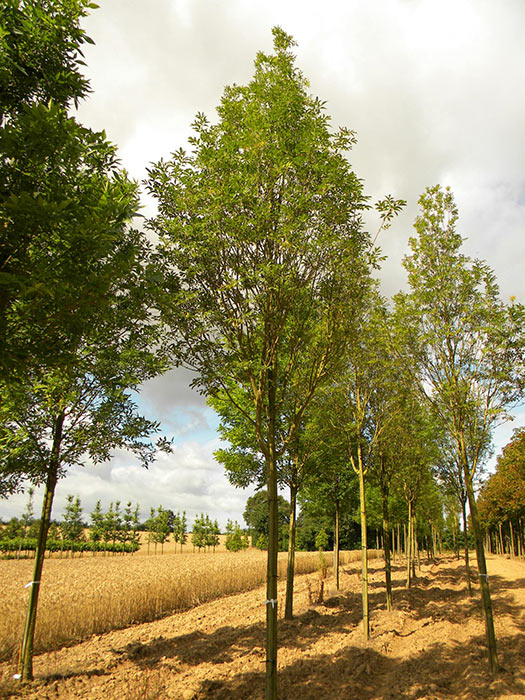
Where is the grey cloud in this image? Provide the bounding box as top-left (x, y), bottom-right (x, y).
top-left (140, 368), bottom-right (206, 411)
top-left (6, 0), bottom-right (524, 526)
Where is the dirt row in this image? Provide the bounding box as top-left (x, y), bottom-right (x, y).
top-left (1, 553), bottom-right (524, 700)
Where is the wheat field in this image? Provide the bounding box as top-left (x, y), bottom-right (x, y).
top-left (0, 549), bottom-right (377, 662)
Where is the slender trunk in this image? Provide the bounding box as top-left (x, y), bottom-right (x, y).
top-left (391, 527), bottom-right (396, 562)
top-left (464, 467), bottom-right (499, 673)
top-left (411, 512), bottom-right (417, 578)
top-left (284, 483), bottom-right (297, 620)
top-left (381, 483), bottom-right (392, 612)
top-left (406, 501), bottom-right (412, 589)
top-left (334, 500), bottom-right (340, 591)
top-left (20, 411), bottom-right (65, 682)
top-left (265, 366), bottom-right (278, 700)
top-left (461, 497), bottom-right (472, 596)
top-left (509, 520), bottom-right (515, 558)
top-left (498, 522), bottom-right (504, 555)
top-left (415, 524), bottom-right (420, 573)
top-left (357, 449), bottom-right (369, 640)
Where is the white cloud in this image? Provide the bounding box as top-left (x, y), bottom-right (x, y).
top-left (2, 439), bottom-right (256, 531)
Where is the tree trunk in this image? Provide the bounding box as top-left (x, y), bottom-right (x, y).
top-left (406, 501), bottom-right (412, 589)
top-left (334, 500), bottom-right (340, 591)
top-left (412, 512), bottom-right (418, 578)
top-left (381, 485), bottom-right (392, 612)
top-left (464, 468), bottom-right (499, 673)
top-left (498, 522), bottom-right (504, 555)
top-left (284, 483), bottom-right (297, 620)
top-left (509, 520), bottom-right (515, 558)
top-left (461, 497), bottom-right (472, 596)
top-left (265, 367), bottom-right (279, 700)
top-left (391, 527), bottom-right (396, 561)
top-left (358, 453), bottom-right (369, 640)
top-left (415, 521), bottom-right (420, 573)
top-left (19, 411), bottom-right (65, 682)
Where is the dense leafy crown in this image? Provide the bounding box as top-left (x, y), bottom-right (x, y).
top-left (147, 27), bottom-right (372, 393)
top-left (0, 0), bottom-right (96, 121)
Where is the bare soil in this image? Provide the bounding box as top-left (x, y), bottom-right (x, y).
top-left (1, 553), bottom-right (524, 700)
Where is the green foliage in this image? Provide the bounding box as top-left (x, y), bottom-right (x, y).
top-left (89, 500), bottom-right (104, 543)
top-left (172, 511), bottom-right (188, 551)
top-left (397, 185), bottom-right (525, 480)
top-left (478, 427), bottom-right (525, 529)
top-left (0, 538), bottom-right (139, 556)
top-left (0, 0), bottom-right (110, 377)
top-left (255, 533), bottom-right (268, 550)
top-left (243, 490), bottom-right (289, 546)
top-left (122, 502), bottom-right (141, 545)
top-left (315, 528), bottom-right (329, 551)
top-left (102, 501), bottom-right (123, 545)
top-left (59, 494), bottom-right (84, 542)
top-left (0, 516), bottom-right (24, 539)
top-left (150, 506), bottom-right (172, 551)
top-left (0, 0), bottom-right (95, 119)
top-left (146, 22), bottom-right (375, 487)
top-left (225, 519), bottom-right (249, 551)
top-left (191, 513), bottom-right (219, 552)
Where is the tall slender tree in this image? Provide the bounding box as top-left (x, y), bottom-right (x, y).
top-left (396, 184), bottom-right (525, 672)
top-left (146, 28), bottom-right (377, 700)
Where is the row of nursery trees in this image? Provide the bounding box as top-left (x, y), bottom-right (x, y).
top-left (1, 4), bottom-right (524, 695)
top-left (1, 492), bottom-right (138, 554)
top-left (478, 427), bottom-right (525, 557)
top-left (0, 492), bottom-right (250, 554)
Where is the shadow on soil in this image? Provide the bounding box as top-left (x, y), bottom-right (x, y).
top-left (104, 556), bottom-right (525, 700)
top-left (187, 631), bottom-right (525, 700)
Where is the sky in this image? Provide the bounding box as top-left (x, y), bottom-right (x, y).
top-left (2, 0), bottom-right (525, 528)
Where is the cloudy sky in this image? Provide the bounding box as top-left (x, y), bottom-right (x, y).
top-left (3, 0), bottom-right (525, 527)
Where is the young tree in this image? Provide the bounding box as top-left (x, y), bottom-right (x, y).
top-left (146, 29), bottom-right (388, 693)
top-left (103, 501), bottom-right (124, 549)
top-left (191, 514), bottom-right (207, 552)
top-left (1, 181), bottom-right (168, 682)
top-left (144, 507), bottom-right (157, 554)
top-left (122, 501), bottom-right (141, 548)
top-left (225, 519), bottom-right (249, 551)
top-left (89, 500), bottom-right (104, 551)
top-left (153, 506), bottom-right (172, 554)
top-left (396, 184), bottom-right (525, 672)
top-left (320, 292), bottom-right (397, 639)
top-left (301, 402), bottom-right (358, 590)
top-left (173, 511), bottom-right (188, 553)
top-left (59, 494), bottom-right (84, 553)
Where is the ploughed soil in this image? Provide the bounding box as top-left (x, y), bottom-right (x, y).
top-left (1, 553), bottom-right (524, 700)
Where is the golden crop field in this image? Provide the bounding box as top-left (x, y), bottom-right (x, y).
top-left (0, 549), bottom-right (375, 663)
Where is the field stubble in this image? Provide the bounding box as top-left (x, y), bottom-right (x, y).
top-left (0, 549), bottom-right (372, 662)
